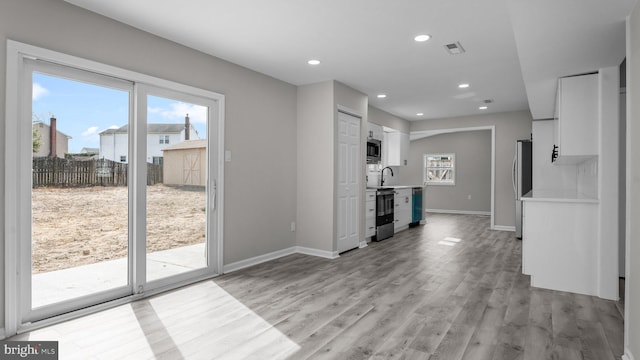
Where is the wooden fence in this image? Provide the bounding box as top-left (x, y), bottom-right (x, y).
top-left (32, 157), bottom-right (163, 187)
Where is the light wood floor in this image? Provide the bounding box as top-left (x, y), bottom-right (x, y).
top-left (10, 214), bottom-right (624, 359)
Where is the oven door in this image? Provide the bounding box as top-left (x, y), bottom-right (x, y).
top-left (376, 191), bottom-right (394, 225)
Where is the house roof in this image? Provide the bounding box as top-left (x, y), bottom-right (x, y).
top-left (81, 147), bottom-right (99, 153)
top-left (99, 123), bottom-right (187, 135)
top-left (162, 139), bottom-right (207, 151)
top-left (32, 121), bottom-right (72, 139)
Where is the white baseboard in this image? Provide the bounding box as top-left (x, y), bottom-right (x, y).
top-left (425, 209), bottom-right (491, 216)
top-left (223, 247), bottom-right (297, 273)
top-left (359, 241), bottom-right (368, 248)
top-left (223, 245), bottom-right (342, 274)
top-left (493, 225), bottom-right (516, 232)
top-left (623, 349), bottom-right (635, 360)
top-left (295, 246), bottom-right (340, 259)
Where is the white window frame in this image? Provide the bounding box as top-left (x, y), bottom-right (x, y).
top-left (159, 135), bottom-right (170, 144)
top-left (4, 40), bottom-right (226, 336)
top-left (424, 153), bottom-right (456, 186)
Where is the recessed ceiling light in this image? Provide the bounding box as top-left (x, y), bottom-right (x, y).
top-left (377, 94), bottom-right (387, 99)
top-left (307, 59), bottom-right (320, 65)
top-left (479, 106), bottom-right (488, 110)
top-left (416, 113), bottom-right (424, 116)
top-left (414, 34), bottom-right (432, 42)
top-left (458, 83), bottom-right (470, 89)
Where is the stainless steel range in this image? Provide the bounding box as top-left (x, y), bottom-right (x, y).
top-left (374, 188), bottom-right (394, 241)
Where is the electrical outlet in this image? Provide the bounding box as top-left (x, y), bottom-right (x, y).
top-left (290, 221), bottom-right (296, 232)
top-left (467, 195), bottom-right (472, 200)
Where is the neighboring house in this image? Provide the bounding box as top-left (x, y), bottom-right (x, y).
top-left (99, 123), bottom-right (199, 164)
top-left (32, 119), bottom-right (71, 158)
top-left (80, 147), bottom-right (98, 155)
top-left (162, 139), bottom-right (207, 186)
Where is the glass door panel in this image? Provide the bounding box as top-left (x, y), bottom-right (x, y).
top-left (145, 95), bottom-right (208, 282)
top-left (29, 69), bottom-right (132, 313)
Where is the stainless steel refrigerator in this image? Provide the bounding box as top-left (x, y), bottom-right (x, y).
top-left (512, 140), bottom-right (532, 239)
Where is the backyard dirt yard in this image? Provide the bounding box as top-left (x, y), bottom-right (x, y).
top-left (32, 184), bottom-right (206, 274)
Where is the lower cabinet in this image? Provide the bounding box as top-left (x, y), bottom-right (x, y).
top-left (365, 190), bottom-right (376, 238)
top-left (522, 199), bottom-right (599, 296)
top-left (394, 188), bottom-right (412, 232)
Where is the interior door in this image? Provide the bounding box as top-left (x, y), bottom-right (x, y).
top-left (337, 111), bottom-right (361, 253)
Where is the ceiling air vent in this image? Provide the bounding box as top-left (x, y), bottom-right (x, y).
top-left (483, 99), bottom-right (494, 104)
top-left (444, 42), bottom-right (465, 55)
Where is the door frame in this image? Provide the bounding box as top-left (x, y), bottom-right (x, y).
top-left (4, 40), bottom-right (225, 336)
top-left (335, 106), bottom-right (364, 253)
top-left (410, 126), bottom-right (496, 230)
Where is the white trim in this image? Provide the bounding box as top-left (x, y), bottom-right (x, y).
top-left (425, 209), bottom-right (491, 216)
top-left (296, 246), bottom-right (340, 259)
top-left (214, 245), bottom-right (342, 274)
top-left (623, 350), bottom-right (635, 360)
top-left (359, 241), bottom-right (368, 248)
top-left (493, 225), bottom-right (516, 232)
top-left (624, 13), bottom-right (632, 354)
top-left (5, 39), bottom-right (21, 338)
top-left (412, 125), bottom-right (496, 230)
top-left (0, 328), bottom-right (5, 340)
top-left (223, 247), bottom-right (297, 273)
top-left (4, 40), bottom-right (226, 336)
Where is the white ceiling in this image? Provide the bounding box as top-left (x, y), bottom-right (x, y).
top-left (509, 0), bottom-right (635, 119)
top-left (66, 0), bottom-right (635, 121)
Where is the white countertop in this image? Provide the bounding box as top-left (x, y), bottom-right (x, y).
top-left (366, 185), bottom-right (424, 190)
top-left (521, 189), bottom-right (599, 204)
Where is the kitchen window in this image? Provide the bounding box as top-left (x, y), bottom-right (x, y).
top-left (159, 135), bottom-right (170, 144)
top-left (424, 153), bottom-right (455, 185)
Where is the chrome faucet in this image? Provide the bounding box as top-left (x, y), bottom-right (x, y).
top-left (380, 166), bottom-right (394, 187)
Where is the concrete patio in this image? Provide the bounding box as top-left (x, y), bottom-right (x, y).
top-left (32, 243), bottom-right (206, 308)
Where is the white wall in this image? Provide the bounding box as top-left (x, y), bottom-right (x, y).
top-left (625, 3), bottom-right (640, 359)
top-left (598, 66), bottom-right (620, 301)
top-left (410, 111), bottom-right (532, 227)
top-left (1, 0), bottom-right (298, 328)
top-left (296, 81), bottom-right (334, 253)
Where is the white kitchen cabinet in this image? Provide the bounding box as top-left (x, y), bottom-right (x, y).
top-left (394, 188), bottom-right (412, 232)
top-left (365, 190), bottom-right (376, 238)
top-left (367, 122), bottom-right (383, 141)
top-left (383, 131), bottom-right (410, 166)
top-left (553, 73), bottom-right (599, 164)
top-left (522, 198), bottom-right (598, 296)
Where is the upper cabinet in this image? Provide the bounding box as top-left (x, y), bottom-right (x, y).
top-left (553, 73), bottom-right (599, 164)
top-left (383, 131), bottom-right (410, 166)
top-left (367, 122), bottom-right (383, 141)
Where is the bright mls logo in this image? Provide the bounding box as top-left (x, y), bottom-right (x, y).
top-left (0, 341), bottom-right (58, 359)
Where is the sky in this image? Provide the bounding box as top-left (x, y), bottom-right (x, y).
top-left (32, 72), bottom-right (207, 153)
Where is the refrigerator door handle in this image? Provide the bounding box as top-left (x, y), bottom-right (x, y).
top-left (512, 147), bottom-right (517, 197)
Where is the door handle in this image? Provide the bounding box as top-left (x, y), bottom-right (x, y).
top-left (211, 179), bottom-right (217, 212)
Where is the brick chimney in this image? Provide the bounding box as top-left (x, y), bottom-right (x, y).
top-left (184, 113), bottom-right (190, 141)
top-left (49, 116), bottom-right (57, 158)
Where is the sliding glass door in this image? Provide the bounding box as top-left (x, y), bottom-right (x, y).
top-left (14, 55), bottom-right (222, 327)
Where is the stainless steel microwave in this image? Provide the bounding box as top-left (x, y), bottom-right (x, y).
top-left (367, 139), bottom-right (381, 163)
